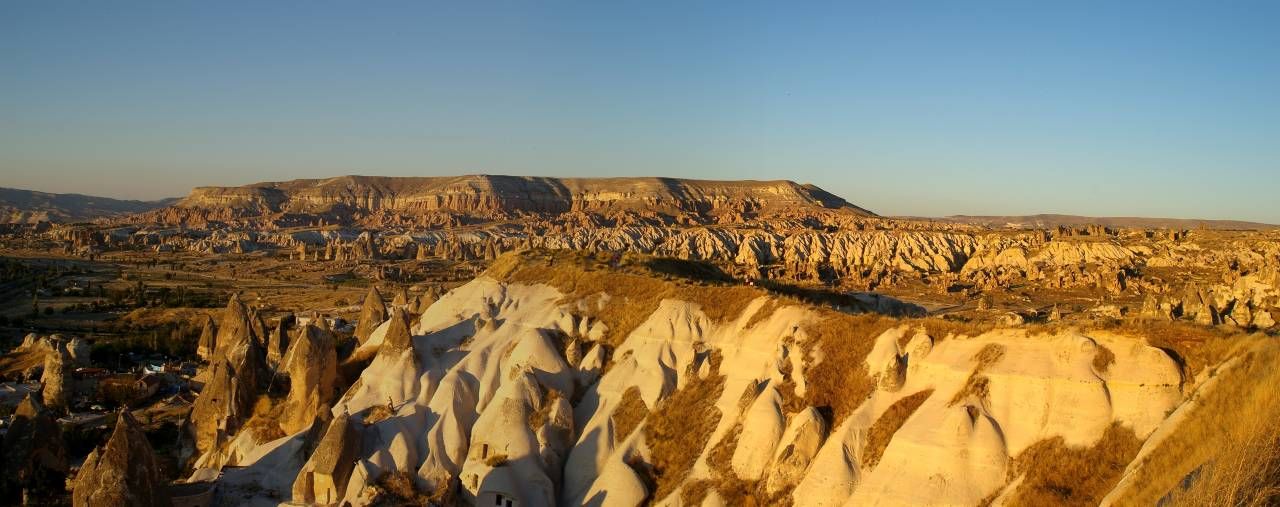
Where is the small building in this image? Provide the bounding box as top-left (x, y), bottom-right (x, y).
top-left (98, 373), bottom-right (164, 406)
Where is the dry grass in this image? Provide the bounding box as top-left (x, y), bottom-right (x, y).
top-left (800, 311), bottom-right (995, 425)
top-left (1102, 320), bottom-right (1240, 378)
top-left (706, 423), bottom-right (742, 473)
top-left (241, 395), bottom-right (286, 443)
top-left (774, 338), bottom-right (810, 415)
top-left (489, 249), bottom-right (768, 347)
top-left (917, 317), bottom-right (995, 342)
top-left (484, 454), bottom-right (509, 467)
top-left (368, 471), bottom-right (432, 506)
top-left (643, 372), bottom-right (726, 503)
top-left (680, 479), bottom-right (716, 506)
top-left (363, 401), bottom-right (394, 425)
top-left (1004, 422), bottom-right (1142, 507)
top-left (800, 311), bottom-right (899, 423)
top-left (743, 298), bottom-right (783, 330)
top-left (863, 389), bottom-right (934, 469)
top-left (0, 346), bottom-right (49, 380)
top-left (1114, 337), bottom-right (1280, 506)
top-left (948, 344), bottom-right (1004, 406)
top-left (688, 422), bottom-right (792, 506)
top-left (527, 388), bottom-right (562, 429)
top-left (948, 375), bottom-right (991, 406)
top-left (612, 386), bottom-right (648, 444)
top-left (1093, 343), bottom-right (1116, 373)
top-left (1165, 406), bottom-right (1280, 507)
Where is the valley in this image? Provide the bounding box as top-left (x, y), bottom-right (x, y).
top-left (0, 176), bottom-right (1276, 506)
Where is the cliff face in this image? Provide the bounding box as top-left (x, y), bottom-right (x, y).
top-left (173, 175), bottom-right (870, 217)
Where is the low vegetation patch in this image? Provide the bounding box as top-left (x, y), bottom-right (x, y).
top-left (863, 389), bottom-right (934, 469)
top-left (1117, 337), bottom-right (1280, 506)
top-left (1004, 422), bottom-right (1142, 507)
top-left (1092, 343), bottom-right (1115, 373)
top-left (643, 372), bottom-right (726, 503)
top-left (706, 423), bottom-right (741, 473)
top-left (612, 386), bottom-right (648, 444)
top-left (527, 388), bottom-right (563, 429)
top-left (800, 312), bottom-right (898, 423)
top-left (489, 250), bottom-right (768, 347)
top-left (742, 298), bottom-right (783, 330)
top-left (369, 471), bottom-right (432, 506)
top-left (680, 479), bottom-right (716, 506)
top-left (483, 453), bottom-right (509, 467)
top-left (363, 400), bottom-right (395, 425)
top-left (1101, 320), bottom-right (1240, 378)
top-left (948, 344), bottom-right (1004, 406)
top-left (242, 395), bottom-right (287, 443)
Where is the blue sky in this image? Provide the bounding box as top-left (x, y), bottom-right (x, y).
top-left (2, 1), bottom-right (1278, 221)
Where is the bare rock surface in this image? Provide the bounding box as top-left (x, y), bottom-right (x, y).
top-left (72, 410), bottom-right (171, 507)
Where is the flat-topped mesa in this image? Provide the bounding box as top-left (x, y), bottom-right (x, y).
top-left (172, 175), bottom-right (871, 217)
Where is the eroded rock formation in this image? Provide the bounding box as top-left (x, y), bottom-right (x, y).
top-left (281, 323), bottom-right (337, 435)
top-left (1, 395), bottom-right (67, 501)
top-left (72, 410), bottom-right (171, 507)
top-left (355, 286), bottom-right (388, 344)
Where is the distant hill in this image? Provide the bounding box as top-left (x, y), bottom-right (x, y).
top-left (930, 213), bottom-right (1276, 230)
top-left (0, 187), bottom-right (177, 224)
top-left (171, 174), bottom-right (875, 217)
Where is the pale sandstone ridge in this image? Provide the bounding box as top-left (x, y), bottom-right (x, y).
top-left (170, 174), bottom-right (869, 216)
top-left (72, 410), bottom-right (172, 507)
top-left (193, 259), bottom-right (1197, 506)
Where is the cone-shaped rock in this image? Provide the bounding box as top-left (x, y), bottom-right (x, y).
top-left (72, 410), bottom-right (171, 507)
top-left (196, 314), bottom-right (217, 361)
top-left (189, 339), bottom-right (262, 457)
top-left (380, 307), bottom-right (415, 357)
top-left (410, 289), bottom-right (437, 315)
top-left (1, 395), bottom-right (67, 501)
top-left (292, 411), bottom-right (361, 505)
top-left (266, 317), bottom-right (291, 370)
top-left (67, 337), bottom-right (91, 366)
top-left (40, 342), bottom-right (70, 415)
top-left (215, 294), bottom-right (255, 360)
top-left (250, 308), bottom-right (270, 349)
top-left (391, 287), bottom-right (409, 308)
top-left (281, 324), bottom-right (337, 435)
top-left (354, 286), bottom-right (388, 344)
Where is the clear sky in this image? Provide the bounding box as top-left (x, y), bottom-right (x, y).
top-left (2, 1), bottom-right (1278, 222)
